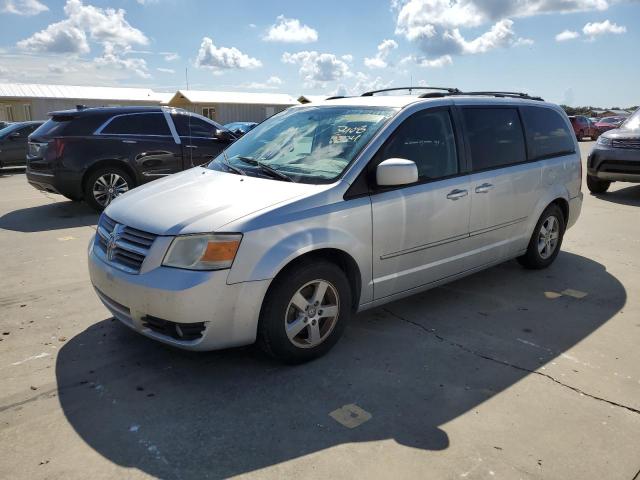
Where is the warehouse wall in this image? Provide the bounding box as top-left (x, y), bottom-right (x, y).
top-left (173, 102), bottom-right (292, 124)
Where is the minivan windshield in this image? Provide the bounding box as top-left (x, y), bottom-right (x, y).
top-left (208, 105), bottom-right (398, 183)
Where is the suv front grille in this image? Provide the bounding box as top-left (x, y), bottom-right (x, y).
top-left (612, 138), bottom-right (640, 150)
top-left (94, 214), bottom-right (157, 274)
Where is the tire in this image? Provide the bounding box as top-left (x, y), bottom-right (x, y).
top-left (517, 204), bottom-right (565, 270)
top-left (83, 167), bottom-right (134, 212)
top-left (586, 174), bottom-right (610, 194)
top-left (258, 260), bottom-right (352, 363)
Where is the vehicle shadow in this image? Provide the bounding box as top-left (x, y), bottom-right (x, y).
top-left (56, 252), bottom-right (624, 479)
top-left (0, 200), bottom-right (97, 232)
top-left (0, 167), bottom-right (26, 176)
top-left (593, 184), bottom-right (640, 207)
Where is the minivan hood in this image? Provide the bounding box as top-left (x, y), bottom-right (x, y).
top-left (105, 168), bottom-right (320, 235)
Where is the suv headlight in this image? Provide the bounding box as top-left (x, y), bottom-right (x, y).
top-left (162, 234), bottom-right (242, 270)
top-left (597, 136), bottom-right (612, 146)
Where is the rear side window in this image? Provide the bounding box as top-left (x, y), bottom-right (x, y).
top-left (521, 107), bottom-right (575, 160)
top-left (32, 117), bottom-right (72, 138)
top-left (378, 109), bottom-right (458, 181)
top-left (172, 114), bottom-right (219, 138)
top-left (462, 108), bottom-right (526, 171)
top-left (102, 113), bottom-right (170, 135)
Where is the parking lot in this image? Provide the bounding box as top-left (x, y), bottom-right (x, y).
top-left (0, 141), bottom-right (639, 479)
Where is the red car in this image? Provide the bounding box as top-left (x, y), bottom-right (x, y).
top-left (594, 116), bottom-right (626, 135)
top-left (568, 115), bottom-right (598, 141)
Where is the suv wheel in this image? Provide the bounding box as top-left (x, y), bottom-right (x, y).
top-left (586, 174), bottom-right (610, 194)
top-left (84, 167), bottom-right (133, 211)
top-left (258, 260), bottom-right (351, 363)
top-left (517, 204), bottom-right (565, 270)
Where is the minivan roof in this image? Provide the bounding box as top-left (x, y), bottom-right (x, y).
top-left (293, 95), bottom-right (559, 110)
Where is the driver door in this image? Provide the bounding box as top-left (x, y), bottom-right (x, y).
top-left (371, 108), bottom-right (471, 299)
top-left (171, 114), bottom-right (231, 169)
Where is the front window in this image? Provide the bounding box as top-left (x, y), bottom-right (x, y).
top-left (621, 110), bottom-right (639, 131)
top-left (208, 106), bottom-right (398, 183)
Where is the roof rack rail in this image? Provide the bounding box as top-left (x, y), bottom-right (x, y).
top-left (361, 86), bottom-right (460, 97)
top-left (418, 90), bottom-right (544, 101)
top-left (325, 95), bottom-right (348, 100)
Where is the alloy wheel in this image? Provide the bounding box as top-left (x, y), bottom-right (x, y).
top-left (93, 173), bottom-right (129, 207)
top-left (284, 279), bottom-right (340, 349)
top-left (538, 215), bottom-right (560, 259)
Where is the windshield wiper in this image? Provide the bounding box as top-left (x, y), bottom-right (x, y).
top-left (235, 156), bottom-right (295, 182)
top-left (220, 150), bottom-right (246, 176)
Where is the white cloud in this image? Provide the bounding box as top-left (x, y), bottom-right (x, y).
top-left (514, 37), bottom-right (534, 46)
top-left (17, 20), bottom-right (90, 54)
top-left (241, 76), bottom-right (284, 90)
top-left (555, 29), bottom-right (580, 41)
top-left (1, 0), bottom-right (48, 15)
top-left (393, 0), bottom-right (616, 63)
top-left (333, 72), bottom-right (393, 97)
top-left (195, 37), bottom-right (262, 72)
top-left (17, 0), bottom-right (148, 54)
top-left (94, 43), bottom-right (150, 78)
top-left (249, 23), bottom-right (256, 28)
top-left (341, 54), bottom-right (353, 62)
top-left (364, 39), bottom-right (398, 69)
top-left (157, 67), bottom-right (175, 74)
top-left (264, 15), bottom-right (318, 43)
top-left (401, 54), bottom-right (453, 67)
top-left (161, 51), bottom-right (179, 62)
top-left (282, 50), bottom-right (351, 87)
top-left (583, 19), bottom-right (626, 37)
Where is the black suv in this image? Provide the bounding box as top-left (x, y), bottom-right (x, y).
top-left (26, 106), bottom-right (236, 210)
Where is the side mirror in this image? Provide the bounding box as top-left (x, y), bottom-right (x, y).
top-left (376, 158), bottom-right (418, 187)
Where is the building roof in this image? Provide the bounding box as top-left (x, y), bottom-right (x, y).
top-left (0, 83), bottom-right (168, 102)
top-left (168, 90), bottom-right (297, 106)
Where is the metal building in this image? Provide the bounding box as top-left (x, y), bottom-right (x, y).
top-left (166, 90), bottom-right (298, 124)
top-left (0, 83), bottom-right (170, 122)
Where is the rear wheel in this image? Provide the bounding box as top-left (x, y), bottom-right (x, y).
top-left (517, 204), bottom-right (565, 270)
top-left (586, 175), bottom-right (610, 194)
top-left (258, 260), bottom-right (351, 363)
top-left (84, 167), bottom-right (133, 211)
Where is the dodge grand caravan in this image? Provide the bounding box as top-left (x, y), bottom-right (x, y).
top-left (89, 88), bottom-right (583, 363)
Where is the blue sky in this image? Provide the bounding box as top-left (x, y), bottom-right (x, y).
top-left (0, 0), bottom-right (638, 107)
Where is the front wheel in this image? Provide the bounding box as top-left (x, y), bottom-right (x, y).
top-left (517, 204), bottom-right (565, 270)
top-left (84, 167), bottom-right (133, 211)
top-left (258, 260), bottom-right (351, 363)
top-left (586, 175), bottom-right (610, 194)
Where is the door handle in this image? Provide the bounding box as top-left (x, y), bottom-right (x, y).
top-left (446, 189), bottom-right (468, 200)
top-left (184, 145), bottom-right (198, 149)
top-left (121, 140), bottom-right (137, 144)
top-left (475, 183), bottom-right (495, 193)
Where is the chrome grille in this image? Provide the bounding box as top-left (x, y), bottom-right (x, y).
top-left (612, 138), bottom-right (640, 150)
top-left (94, 214), bottom-right (157, 274)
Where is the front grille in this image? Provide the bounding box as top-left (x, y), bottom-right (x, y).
top-left (143, 316), bottom-right (206, 341)
top-left (612, 138), bottom-right (640, 150)
top-left (94, 214), bottom-right (157, 274)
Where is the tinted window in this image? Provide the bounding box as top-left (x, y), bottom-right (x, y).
top-left (462, 108), bottom-right (526, 170)
top-left (521, 107), bottom-right (575, 160)
top-left (172, 114), bottom-right (218, 138)
top-left (378, 109), bottom-right (458, 181)
top-left (102, 113), bottom-right (170, 135)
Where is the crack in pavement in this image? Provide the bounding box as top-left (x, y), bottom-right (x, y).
top-left (383, 308), bottom-right (640, 415)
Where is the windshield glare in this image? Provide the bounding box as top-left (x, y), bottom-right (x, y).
top-left (622, 110), bottom-right (639, 130)
top-left (209, 105), bottom-right (398, 183)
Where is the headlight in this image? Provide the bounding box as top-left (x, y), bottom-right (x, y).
top-left (597, 136), bottom-right (612, 146)
top-left (162, 234), bottom-right (242, 270)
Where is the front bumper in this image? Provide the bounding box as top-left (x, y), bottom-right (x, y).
top-left (587, 145), bottom-right (640, 182)
top-left (88, 238), bottom-right (271, 351)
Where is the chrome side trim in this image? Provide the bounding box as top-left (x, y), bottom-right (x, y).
top-left (469, 216), bottom-right (528, 237)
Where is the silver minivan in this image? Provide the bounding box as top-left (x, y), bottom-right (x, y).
top-left (89, 89), bottom-right (583, 363)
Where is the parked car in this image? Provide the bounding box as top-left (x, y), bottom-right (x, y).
top-left (223, 121), bottom-right (258, 137)
top-left (594, 116), bottom-right (626, 135)
top-left (586, 108), bottom-right (640, 194)
top-left (26, 106), bottom-right (237, 210)
top-left (0, 121), bottom-right (14, 130)
top-left (89, 89), bottom-right (582, 363)
top-left (568, 115), bottom-right (598, 141)
top-left (0, 121), bottom-right (44, 169)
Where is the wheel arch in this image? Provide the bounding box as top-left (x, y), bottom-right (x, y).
top-left (81, 160), bottom-right (138, 197)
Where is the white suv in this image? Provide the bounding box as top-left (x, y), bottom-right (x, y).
top-left (89, 88), bottom-right (583, 363)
